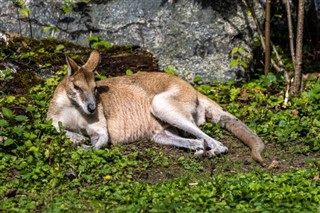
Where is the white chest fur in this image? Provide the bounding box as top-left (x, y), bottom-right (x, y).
top-left (54, 91), bottom-right (88, 132)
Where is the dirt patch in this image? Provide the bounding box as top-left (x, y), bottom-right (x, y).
top-left (123, 134), bottom-right (319, 183)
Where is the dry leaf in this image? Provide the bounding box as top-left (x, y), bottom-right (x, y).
top-left (268, 160), bottom-right (280, 169)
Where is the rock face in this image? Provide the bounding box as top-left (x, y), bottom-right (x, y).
top-left (0, 0), bottom-right (264, 82)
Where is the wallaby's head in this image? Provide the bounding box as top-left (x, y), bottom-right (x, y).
top-left (65, 50), bottom-right (100, 115)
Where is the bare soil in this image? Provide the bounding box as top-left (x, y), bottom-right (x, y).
top-left (124, 134), bottom-right (319, 183)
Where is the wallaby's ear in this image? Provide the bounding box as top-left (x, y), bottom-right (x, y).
top-left (83, 50), bottom-right (100, 73)
top-left (65, 54), bottom-right (79, 77)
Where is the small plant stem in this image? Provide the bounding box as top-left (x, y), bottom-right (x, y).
top-left (27, 10), bottom-right (33, 39)
top-left (285, 0), bottom-right (296, 68)
top-left (17, 8), bottom-right (22, 35)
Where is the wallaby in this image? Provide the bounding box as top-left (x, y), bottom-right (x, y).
top-left (47, 50), bottom-right (265, 166)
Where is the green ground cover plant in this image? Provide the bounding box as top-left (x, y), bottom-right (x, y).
top-left (0, 39), bottom-right (319, 212)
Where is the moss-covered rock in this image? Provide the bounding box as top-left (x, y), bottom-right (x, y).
top-left (0, 34), bottom-right (159, 97)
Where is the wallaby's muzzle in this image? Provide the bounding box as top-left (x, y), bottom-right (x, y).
top-left (87, 102), bottom-right (96, 114)
top-left (82, 93), bottom-right (97, 114)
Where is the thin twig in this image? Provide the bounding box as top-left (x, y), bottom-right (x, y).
top-left (27, 10), bottom-right (33, 39)
top-left (285, 0), bottom-right (296, 67)
top-left (16, 8), bottom-right (21, 35)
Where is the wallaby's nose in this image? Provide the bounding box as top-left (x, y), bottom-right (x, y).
top-left (87, 103), bottom-right (96, 113)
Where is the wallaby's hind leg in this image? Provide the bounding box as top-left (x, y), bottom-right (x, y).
top-left (152, 128), bottom-right (205, 157)
top-left (151, 89), bottom-right (228, 156)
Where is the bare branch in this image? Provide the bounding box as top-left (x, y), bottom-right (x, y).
top-left (285, 0), bottom-right (296, 67)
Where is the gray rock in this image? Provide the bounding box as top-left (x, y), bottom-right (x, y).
top-left (0, 0), bottom-right (265, 83)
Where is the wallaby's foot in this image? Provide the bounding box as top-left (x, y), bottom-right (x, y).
top-left (192, 139), bottom-right (229, 158)
top-left (204, 138), bottom-right (228, 158)
top-left (65, 131), bottom-right (86, 145)
top-left (193, 138), bottom-right (205, 158)
top-left (194, 148), bottom-right (205, 158)
top-left (206, 145), bottom-right (228, 158)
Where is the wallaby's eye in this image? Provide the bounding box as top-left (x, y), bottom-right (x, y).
top-left (94, 86), bottom-right (98, 95)
top-left (73, 84), bottom-right (82, 92)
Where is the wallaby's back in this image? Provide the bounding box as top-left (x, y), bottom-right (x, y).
top-left (97, 72), bottom-right (198, 143)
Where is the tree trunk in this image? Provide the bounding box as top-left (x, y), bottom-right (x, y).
top-left (291, 0), bottom-right (305, 96)
top-left (264, 0), bottom-right (271, 75)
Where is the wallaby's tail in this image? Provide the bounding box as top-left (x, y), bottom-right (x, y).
top-left (219, 112), bottom-right (265, 166)
top-left (198, 93), bottom-right (266, 166)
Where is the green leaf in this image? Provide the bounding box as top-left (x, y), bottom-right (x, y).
top-left (92, 40), bottom-right (112, 49)
top-left (230, 88), bottom-right (240, 101)
top-left (230, 59), bottom-right (238, 68)
top-left (55, 44), bottom-right (65, 53)
top-left (193, 76), bottom-right (202, 84)
top-left (25, 140), bottom-right (33, 148)
top-left (14, 115), bottom-right (28, 122)
top-left (19, 7), bottom-right (30, 17)
top-left (37, 48), bottom-right (46, 53)
top-left (87, 36), bottom-right (100, 43)
top-left (231, 47), bottom-right (238, 55)
top-left (164, 66), bottom-right (178, 75)
top-left (312, 118), bottom-right (320, 127)
top-left (0, 119), bottom-right (9, 127)
top-left (20, 51), bottom-right (36, 59)
top-left (13, 0), bottom-right (25, 8)
top-left (240, 60), bottom-right (248, 69)
top-left (43, 26), bottom-right (52, 33)
top-left (24, 132), bottom-right (37, 139)
top-left (266, 73), bottom-right (277, 83)
top-left (238, 47), bottom-right (244, 54)
top-left (4, 139), bottom-right (14, 146)
top-left (39, 63), bottom-right (52, 69)
top-left (4, 96), bottom-right (16, 104)
top-left (37, 100), bottom-right (47, 107)
top-left (62, 0), bottom-right (74, 14)
top-left (2, 107), bottom-right (14, 119)
top-left (125, 69), bottom-right (133, 75)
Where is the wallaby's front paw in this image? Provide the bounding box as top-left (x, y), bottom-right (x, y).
top-left (90, 133), bottom-right (99, 146)
top-left (92, 134), bottom-right (108, 150)
top-left (65, 131), bottom-right (86, 145)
